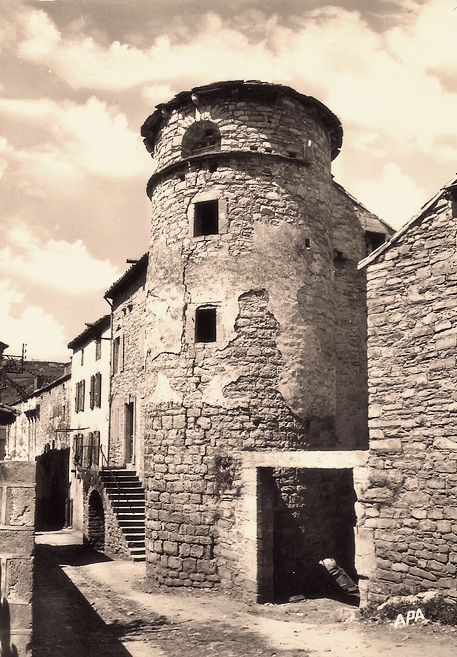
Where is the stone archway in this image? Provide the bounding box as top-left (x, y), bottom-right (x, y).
top-left (87, 489), bottom-right (105, 551)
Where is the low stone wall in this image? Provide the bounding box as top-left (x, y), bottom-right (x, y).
top-left (0, 461), bottom-right (35, 656)
top-left (79, 469), bottom-right (131, 560)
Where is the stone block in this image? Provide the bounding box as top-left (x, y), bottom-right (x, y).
top-left (0, 530), bottom-right (34, 554)
top-left (197, 559), bottom-right (216, 574)
top-left (392, 562), bottom-right (409, 573)
top-left (0, 462), bottom-right (35, 484)
top-left (5, 488), bottom-right (35, 527)
top-left (418, 519), bottom-right (436, 531)
top-left (163, 541), bottom-right (178, 556)
top-left (168, 557), bottom-right (183, 571)
top-left (437, 521), bottom-right (453, 533)
top-left (370, 439), bottom-right (402, 452)
top-left (408, 566), bottom-right (437, 581)
top-left (8, 632), bottom-right (31, 657)
top-left (435, 460), bottom-right (457, 473)
top-left (190, 544), bottom-right (204, 558)
top-left (9, 602), bottom-right (32, 630)
top-left (6, 558), bottom-right (33, 603)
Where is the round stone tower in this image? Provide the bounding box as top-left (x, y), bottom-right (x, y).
top-left (140, 81), bottom-right (366, 599)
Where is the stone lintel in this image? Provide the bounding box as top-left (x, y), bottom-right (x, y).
top-left (242, 450), bottom-right (369, 469)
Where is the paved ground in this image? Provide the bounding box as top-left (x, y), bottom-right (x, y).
top-left (33, 530), bottom-right (457, 657)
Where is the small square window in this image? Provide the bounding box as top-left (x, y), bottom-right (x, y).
top-left (195, 307), bottom-right (217, 343)
top-left (194, 200), bottom-right (218, 237)
top-left (365, 231), bottom-right (386, 256)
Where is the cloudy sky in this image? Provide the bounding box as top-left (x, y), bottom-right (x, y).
top-left (1, 0), bottom-right (456, 361)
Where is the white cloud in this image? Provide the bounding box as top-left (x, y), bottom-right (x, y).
top-left (15, 4), bottom-right (457, 162)
top-left (5, 0), bottom-right (457, 232)
top-left (0, 96), bottom-right (147, 186)
top-left (17, 11), bottom-right (278, 91)
top-left (0, 224), bottom-right (119, 294)
top-left (351, 163), bottom-right (428, 229)
top-left (0, 279), bottom-right (69, 361)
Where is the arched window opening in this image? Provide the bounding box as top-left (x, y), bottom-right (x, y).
top-left (182, 121), bottom-right (221, 158)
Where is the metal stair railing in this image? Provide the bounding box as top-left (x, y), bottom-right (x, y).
top-left (99, 445), bottom-right (137, 515)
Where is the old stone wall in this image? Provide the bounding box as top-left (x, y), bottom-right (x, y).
top-left (80, 469), bottom-right (131, 560)
top-left (110, 265), bottom-right (147, 479)
top-left (330, 184), bottom-right (372, 449)
top-left (362, 194), bottom-right (457, 603)
top-left (141, 83), bottom-right (370, 599)
top-left (148, 87), bottom-right (334, 175)
top-left (7, 375), bottom-right (71, 461)
top-left (0, 461), bottom-right (35, 656)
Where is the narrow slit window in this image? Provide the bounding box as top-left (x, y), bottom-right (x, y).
top-left (195, 307), bottom-right (217, 343)
top-left (194, 200), bottom-right (219, 236)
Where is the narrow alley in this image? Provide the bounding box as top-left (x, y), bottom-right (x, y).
top-left (32, 531), bottom-right (457, 657)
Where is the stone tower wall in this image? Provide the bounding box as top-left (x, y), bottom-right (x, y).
top-left (150, 87), bottom-right (334, 173)
top-left (141, 83), bottom-right (368, 597)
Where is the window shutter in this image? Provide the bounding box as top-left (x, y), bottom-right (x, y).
top-left (90, 375), bottom-right (95, 410)
top-left (95, 372), bottom-right (102, 408)
top-left (80, 380), bottom-right (85, 412)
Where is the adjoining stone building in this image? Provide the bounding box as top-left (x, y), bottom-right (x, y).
top-left (137, 80), bottom-right (393, 601)
top-left (359, 176), bottom-right (457, 604)
top-left (105, 253), bottom-right (148, 481)
top-left (6, 370), bottom-right (71, 530)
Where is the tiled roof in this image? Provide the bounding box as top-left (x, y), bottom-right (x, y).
top-left (104, 253), bottom-right (148, 300)
top-left (67, 314), bottom-right (111, 351)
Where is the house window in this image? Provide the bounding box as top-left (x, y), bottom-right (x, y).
top-left (194, 200), bottom-right (219, 236)
top-left (88, 431), bottom-right (100, 467)
top-left (74, 433), bottom-right (83, 467)
top-left (365, 231), bottom-right (386, 256)
top-left (195, 307), bottom-right (217, 343)
top-left (95, 338), bottom-right (102, 360)
top-left (75, 380), bottom-right (85, 413)
top-left (90, 373), bottom-right (102, 410)
top-left (80, 349), bottom-right (84, 366)
top-left (112, 335), bottom-right (123, 373)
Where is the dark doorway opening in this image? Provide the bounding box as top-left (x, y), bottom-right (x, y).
top-left (87, 490), bottom-right (105, 551)
top-left (35, 447), bottom-right (70, 531)
top-left (261, 467), bottom-right (358, 602)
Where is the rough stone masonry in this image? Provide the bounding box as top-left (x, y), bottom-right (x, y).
top-left (360, 183), bottom-right (457, 604)
top-left (0, 461), bottom-right (35, 656)
top-left (138, 81), bottom-right (379, 601)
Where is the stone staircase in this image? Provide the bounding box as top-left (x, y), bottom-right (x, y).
top-left (100, 468), bottom-right (146, 562)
